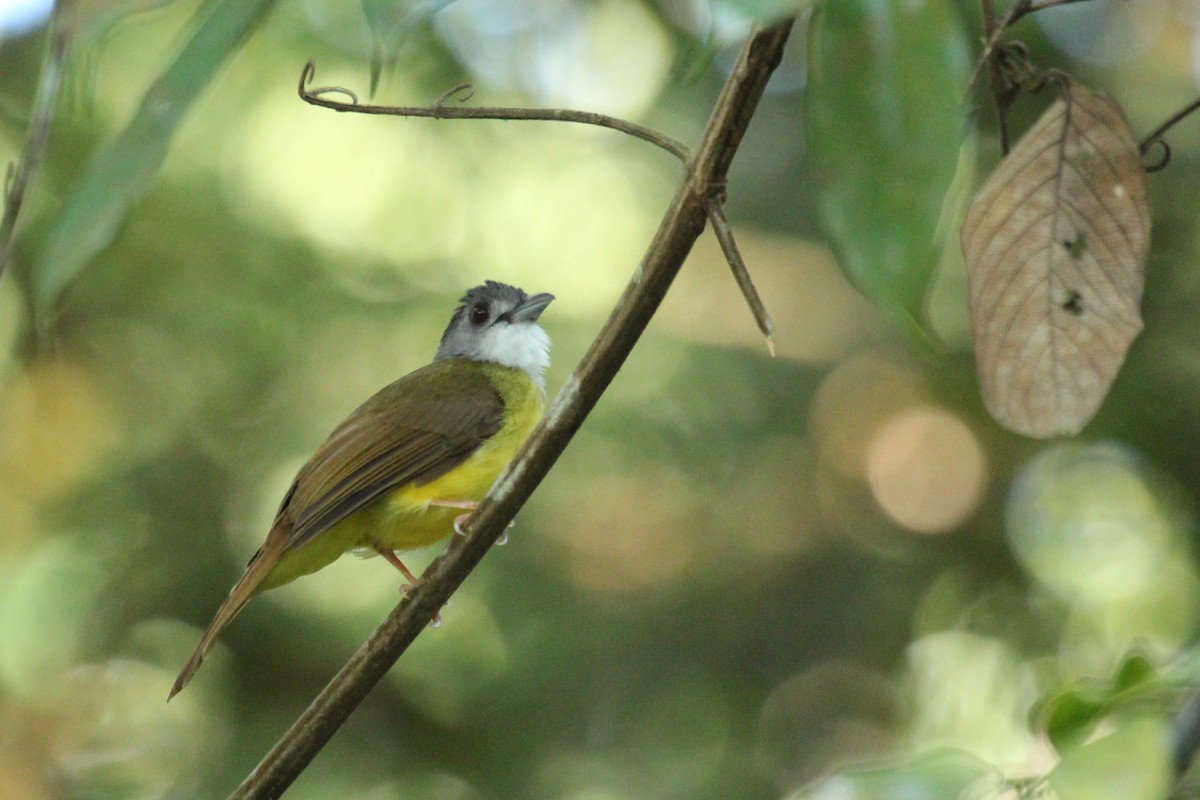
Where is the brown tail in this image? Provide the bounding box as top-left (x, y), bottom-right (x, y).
top-left (168, 540), bottom-right (282, 701)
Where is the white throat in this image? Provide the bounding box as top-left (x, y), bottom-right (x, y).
top-left (470, 322), bottom-right (551, 390)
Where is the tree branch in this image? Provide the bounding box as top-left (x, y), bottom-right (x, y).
top-left (298, 62), bottom-right (775, 349)
top-left (298, 63), bottom-right (691, 163)
top-left (708, 201), bottom-right (775, 355)
top-left (0, 6), bottom-right (70, 283)
top-left (228, 18), bottom-right (795, 800)
top-left (1009, 0), bottom-right (1093, 26)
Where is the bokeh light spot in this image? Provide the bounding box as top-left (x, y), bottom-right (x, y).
top-left (0, 0), bottom-right (51, 37)
top-left (663, 232), bottom-right (889, 362)
top-left (810, 352), bottom-right (928, 479)
top-left (756, 662), bottom-right (898, 793)
top-left (469, 134), bottom-right (667, 318)
top-left (1006, 442), bottom-right (1184, 605)
top-left (906, 631), bottom-right (1039, 767)
top-left (1037, 0), bottom-right (1168, 66)
top-left (47, 659), bottom-right (225, 798)
top-left (387, 594), bottom-right (510, 726)
top-left (866, 406), bottom-right (986, 534)
top-left (0, 538), bottom-right (107, 700)
top-left (224, 90), bottom-right (469, 269)
top-left (436, 0), bottom-right (672, 117)
top-left (710, 436), bottom-right (822, 558)
top-left (1059, 554), bottom-right (1200, 675)
top-left (541, 466), bottom-right (695, 593)
top-left (0, 361), bottom-right (119, 501)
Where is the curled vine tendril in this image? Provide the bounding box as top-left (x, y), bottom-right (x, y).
top-left (433, 83), bottom-right (475, 110)
top-left (1137, 96), bottom-right (1200, 175)
top-left (1140, 137), bottom-right (1171, 173)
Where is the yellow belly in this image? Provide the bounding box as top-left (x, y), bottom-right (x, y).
top-left (258, 363), bottom-right (543, 591)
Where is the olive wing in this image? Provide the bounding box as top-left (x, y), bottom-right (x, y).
top-left (277, 361), bottom-right (503, 551)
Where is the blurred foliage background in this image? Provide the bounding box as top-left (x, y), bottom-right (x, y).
top-left (2, 0), bottom-right (1200, 798)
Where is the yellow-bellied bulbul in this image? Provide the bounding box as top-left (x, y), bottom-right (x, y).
top-left (170, 281), bottom-right (553, 699)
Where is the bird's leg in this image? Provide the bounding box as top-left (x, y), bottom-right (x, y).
top-left (372, 545), bottom-right (442, 627)
top-left (373, 545), bottom-right (419, 584)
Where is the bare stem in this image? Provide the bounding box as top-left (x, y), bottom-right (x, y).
top-left (707, 201), bottom-right (775, 355)
top-left (228, 18), bottom-right (795, 800)
top-left (0, 8), bottom-right (70, 282)
top-left (1009, 0), bottom-right (1094, 26)
top-left (968, 0), bottom-right (1095, 154)
top-left (300, 61), bottom-right (773, 368)
top-left (973, 0), bottom-right (1028, 153)
top-left (298, 62), bottom-right (691, 163)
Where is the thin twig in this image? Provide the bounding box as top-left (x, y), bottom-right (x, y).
top-left (301, 61), bottom-right (773, 367)
top-left (965, 0), bottom-right (1017, 96)
top-left (707, 200), bottom-right (775, 355)
top-left (1009, 0), bottom-right (1094, 26)
top-left (0, 8), bottom-right (70, 282)
top-left (968, 0), bottom-right (1093, 154)
top-left (974, 0), bottom-right (1028, 153)
top-left (298, 62), bottom-right (691, 163)
top-left (229, 18), bottom-right (795, 799)
top-left (1139, 95), bottom-right (1200, 173)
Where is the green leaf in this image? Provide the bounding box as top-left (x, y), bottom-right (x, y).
top-left (806, 0), bottom-right (970, 335)
top-left (713, 0), bottom-right (814, 21)
top-left (1114, 651), bottom-right (1158, 693)
top-left (1040, 685), bottom-right (1111, 753)
top-left (31, 0), bottom-right (275, 336)
top-left (360, 0), bottom-right (450, 98)
top-left (1035, 650), bottom-right (1173, 753)
top-left (1047, 715), bottom-right (1172, 800)
top-left (800, 750), bottom-right (990, 800)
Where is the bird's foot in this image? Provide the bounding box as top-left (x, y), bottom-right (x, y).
top-left (435, 499), bottom-right (515, 542)
top-left (453, 513), bottom-right (515, 543)
top-left (399, 582), bottom-right (443, 628)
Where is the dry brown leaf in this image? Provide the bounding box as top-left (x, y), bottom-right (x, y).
top-left (961, 78), bottom-right (1150, 438)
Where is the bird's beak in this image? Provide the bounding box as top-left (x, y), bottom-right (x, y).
top-left (508, 292), bottom-right (555, 323)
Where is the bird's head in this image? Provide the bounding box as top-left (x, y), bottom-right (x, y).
top-left (435, 281), bottom-right (554, 387)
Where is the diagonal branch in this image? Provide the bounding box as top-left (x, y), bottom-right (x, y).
top-left (229, 17), bottom-right (795, 800)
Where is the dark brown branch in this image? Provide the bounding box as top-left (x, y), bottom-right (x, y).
top-left (0, 8), bottom-right (70, 282)
top-left (707, 201), bottom-right (775, 355)
top-left (228, 18), bottom-right (795, 800)
top-left (298, 61), bottom-right (691, 163)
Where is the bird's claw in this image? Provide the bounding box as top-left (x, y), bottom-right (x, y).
top-left (399, 582), bottom-right (443, 627)
top-left (454, 515), bottom-right (515, 542)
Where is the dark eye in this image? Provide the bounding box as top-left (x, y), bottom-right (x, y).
top-left (468, 304), bottom-right (489, 325)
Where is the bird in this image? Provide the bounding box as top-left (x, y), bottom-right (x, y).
top-left (169, 281), bottom-right (553, 699)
